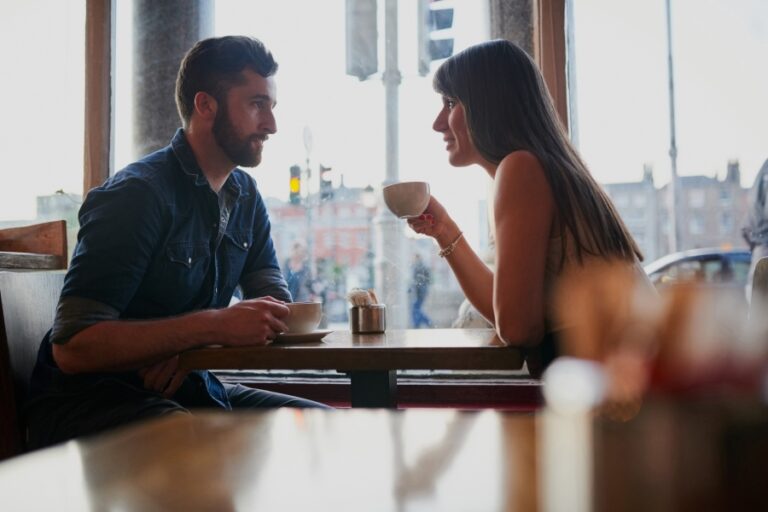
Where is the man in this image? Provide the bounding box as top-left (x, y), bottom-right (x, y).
top-left (26, 36), bottom-right (326, 450)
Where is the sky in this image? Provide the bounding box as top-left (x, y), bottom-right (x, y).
top-left (2, 0), bottom-right (767, 244)
top-left (572, 0), bottom-right (768, 187)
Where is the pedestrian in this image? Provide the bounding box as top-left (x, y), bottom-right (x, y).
top-left (410, 253), bottom-right (433, 328)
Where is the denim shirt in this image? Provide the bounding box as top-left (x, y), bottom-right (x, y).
top-left (29, 129), bottom-right (290, 407)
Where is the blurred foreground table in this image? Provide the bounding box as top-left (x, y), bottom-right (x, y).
top-left (179, 328), bottom-right (525, 407)
top-left (1, 401), bottom-right (766, 511)
top-left (0, 409), bottom-right (538, 511)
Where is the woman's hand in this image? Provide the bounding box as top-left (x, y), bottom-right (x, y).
top-left (406, 196), bottom-right (461, 247)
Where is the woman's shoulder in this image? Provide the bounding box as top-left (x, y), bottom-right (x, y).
top-left (495, 150), bottom-right (550, 196)
top-left (498, 150), bottom-right (543, 170)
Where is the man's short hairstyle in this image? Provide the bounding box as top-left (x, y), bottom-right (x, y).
top-left (175, 35), bottom-right (278, 126)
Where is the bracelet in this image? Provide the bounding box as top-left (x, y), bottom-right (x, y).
top-left (438, 232), bottom-right (464, 258)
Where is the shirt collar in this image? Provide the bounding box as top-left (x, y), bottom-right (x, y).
top-left (171, 128), bottom-right (209, 187)
top-left (170, 128), bottom-right (247, 199)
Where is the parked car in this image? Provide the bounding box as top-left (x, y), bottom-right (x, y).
top-left (643, 248), bottom-right (752, 292)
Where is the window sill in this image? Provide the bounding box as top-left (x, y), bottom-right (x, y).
top-left (215, 369), bottom-right (543, 411)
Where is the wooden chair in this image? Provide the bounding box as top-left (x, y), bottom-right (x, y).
top-left (0, 271), bottom-right (65, 460)
top-left (0, 220), bottom-right (68, 270)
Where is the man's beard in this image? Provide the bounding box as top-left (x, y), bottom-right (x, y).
top-left (212, 103), bottom-right (263, 168)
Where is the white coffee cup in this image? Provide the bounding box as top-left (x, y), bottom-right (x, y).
top-left (382, 181), bottom-right (430, 218)
top-left (284, 301), bottom-right (323, 333)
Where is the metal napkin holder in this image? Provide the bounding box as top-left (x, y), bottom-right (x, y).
top-left (349, 304), bottom-right (387, 333)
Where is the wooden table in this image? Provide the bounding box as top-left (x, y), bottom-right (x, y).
top-left (0, 409), bottom-right (538, 511)
top-left (179, 328), bottom-right (525, 408)
top-left (1, 401), bottom-right (765, 510)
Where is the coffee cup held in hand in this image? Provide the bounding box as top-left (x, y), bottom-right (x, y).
top-left (284, 301), bottom-right (323, 334)
top-left (382, 181), bottom-right (430, 218)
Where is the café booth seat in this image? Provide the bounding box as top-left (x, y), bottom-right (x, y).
top-left (0, 220), bottom-right (68, 270)
top-left (0, 271), bottom-right (65, 460)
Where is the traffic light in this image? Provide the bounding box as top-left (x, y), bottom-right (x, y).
top-left (289, 165), bottom-right (301, 205)
top-left (418, 0), bottom-right (455, 76)
top-left (319, 164), bottom-right (333, 201)
top-left (345, 0), bottom-right (378, 81)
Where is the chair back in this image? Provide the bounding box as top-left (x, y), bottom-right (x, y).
top-left (750, 256), bottom-right (768, 316)
top-left (0, 270), bottom-right (65, 460)
top-left (0, 220), bottom-right (68, 270)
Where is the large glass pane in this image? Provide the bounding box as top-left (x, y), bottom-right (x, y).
top-left (213, 0), bottom-right (490, 329)
top-left (571, 0), bottom-right (767, 274)
top-left (0, 1), bottom-right (85, 254)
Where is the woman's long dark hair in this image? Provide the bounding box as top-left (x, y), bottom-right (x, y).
top-left (433, 39), bottom-right (642, 263)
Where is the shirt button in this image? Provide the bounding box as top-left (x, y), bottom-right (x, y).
top-left (243, 242), bottom-right (248, 248)
top-left (188, 257), bottom-right (192, 264)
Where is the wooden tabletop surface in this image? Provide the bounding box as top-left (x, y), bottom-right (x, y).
top-left (1, 401), bottom-right (766, 510)
top-left (178, 328), bottom-right (525, 372)
top-left (0, 409), bottom-right (538, 511)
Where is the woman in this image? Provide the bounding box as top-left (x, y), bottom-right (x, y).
top-left (408, 39), bottom-right (646, 354)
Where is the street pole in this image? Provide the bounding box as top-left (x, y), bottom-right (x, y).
top-left (665, 0), bottom-right (680, 253)
top-left (373, 0), bottom-right (408, 327)
top-left (303, 126), bottom-right (316, 277)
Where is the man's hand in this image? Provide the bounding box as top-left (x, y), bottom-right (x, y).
top-left (218, 296), bottom-right (290, 346)
top-left (138, 355), bottom-right (189, 398)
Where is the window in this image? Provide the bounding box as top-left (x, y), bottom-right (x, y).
top-left (689, 217), bottom-right (704, 235)
top-left (721, 212), bottom-right (733, 233)
top-left (571, 0), bottom-right (767, 259)
top-left (2, 0), bottom-right (85, 257)
top-left (110, 0), bottom-right (493, 330)
top-left (720, 187), bottom-right (731, 205)
top-left (213, 0), bottom-right (491, 330)
top-left (688, 189), bottom-right (705, 208)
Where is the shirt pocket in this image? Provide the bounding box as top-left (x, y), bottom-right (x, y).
top-left (222, 230), bottom-right (252, 271)
top-left (166, 241), bottom-right (210, 269)
top-left (137, 241), bottom-right (212, 314)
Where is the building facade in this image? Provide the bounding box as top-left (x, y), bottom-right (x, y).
top-left (604, 161), bottom-right (750, 262)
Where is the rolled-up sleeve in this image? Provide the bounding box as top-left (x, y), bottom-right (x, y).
top-left (55, 176), bottom-right (164, 340)
top-left (50, 296), bottom-right (120, 345)
top-left (241, 267), bottom-right (291, 301)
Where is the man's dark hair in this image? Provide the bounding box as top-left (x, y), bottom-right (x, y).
top-left (175, 35), bottom-right (278, 126)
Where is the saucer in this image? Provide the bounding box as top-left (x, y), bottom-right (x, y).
top-left (274, 329), bottom-right (333, 344)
